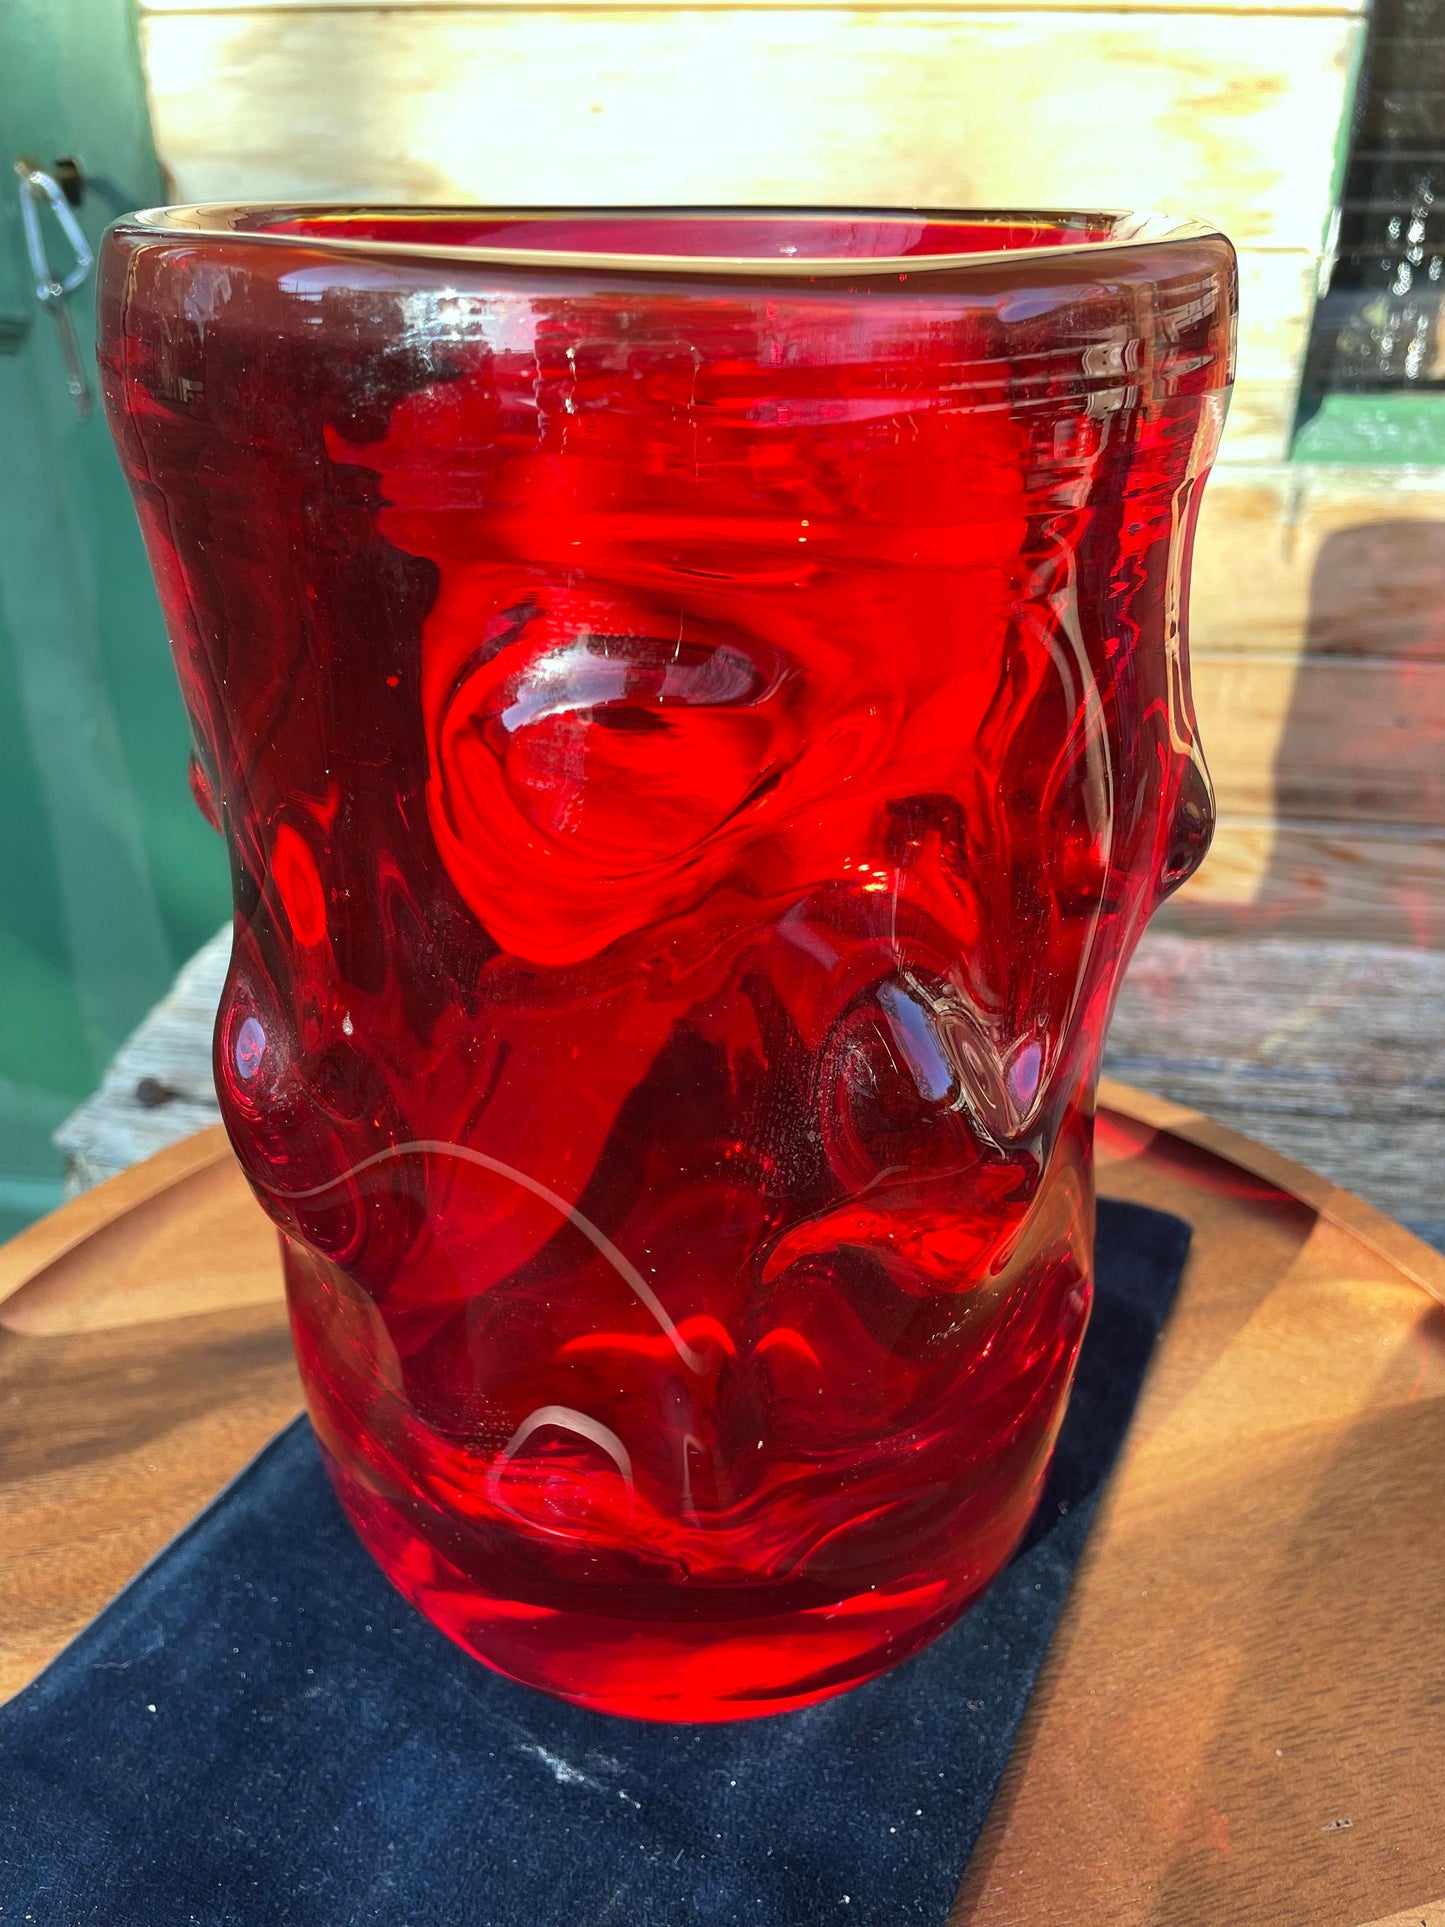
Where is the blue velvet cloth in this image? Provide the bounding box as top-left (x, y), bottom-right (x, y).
top-left (0, 1198), bottom-right (1188, 1927)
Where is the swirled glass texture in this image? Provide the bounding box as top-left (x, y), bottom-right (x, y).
top-left (99, 208), bottom-right (1233, 1720)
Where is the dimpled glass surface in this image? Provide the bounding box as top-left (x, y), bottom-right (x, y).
top-left (99, 209), bottom-right (1233, 1720)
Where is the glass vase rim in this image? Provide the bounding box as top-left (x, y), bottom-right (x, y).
top-left (113, 202), bottom-right (1229, 281)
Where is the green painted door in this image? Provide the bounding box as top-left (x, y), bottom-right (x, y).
top-left (0, 0), bottom-right (229, 1236)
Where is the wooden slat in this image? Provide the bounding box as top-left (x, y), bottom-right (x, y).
top-left (1191, 467), bottom-right (1445, 661)
top-left (1235, 250), bottom-right (1318, 376)
top-left (1165, 817), bottom-right (1445, 945)
top-left (1106, 933), bottom-right (1445, 1238)
top-left (1217, 379), bottom-right (1300, 464)
top-left (139, 0), bottom-right (1371, 15)
top-left (140, 8), bottom-right (1362, 252)
top-left (1191, 652), bottom-right (1445, 825)
top-left (1180, 254), bottom-right (1315, 463)
top-left (53, 927), bottom-right (228, 1191)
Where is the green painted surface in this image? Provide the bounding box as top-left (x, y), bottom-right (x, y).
top-left (1324, 21), bottom-right (1370, 256)
top-left (1292, 12), bottom-right (1443, 464)
top-left (0, 0), bottom-right (230, 1235)
top-left (1293, 391), bottom-right (1445, 464)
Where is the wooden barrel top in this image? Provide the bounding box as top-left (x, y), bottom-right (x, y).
top-left (3, 1080), bottom-right (1443, 1927)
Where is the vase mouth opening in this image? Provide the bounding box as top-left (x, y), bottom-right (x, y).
top-left (119, 204), bottom-right (1225, 277)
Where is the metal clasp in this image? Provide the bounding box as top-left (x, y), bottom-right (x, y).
top-left (15, 159), bottom-right (94, 419)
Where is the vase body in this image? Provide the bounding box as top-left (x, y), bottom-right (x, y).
top-left (99, 208), bottom-right (1233, 1720)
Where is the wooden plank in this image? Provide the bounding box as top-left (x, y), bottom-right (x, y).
top-left (140, 9), bottom-right (1362, 251)
top-left (1236, 250), bottom-right (1318, 376)
top-left (54, 925), bottom-right (228, 1192)
top-left (1190, 652), bottom-right (1445, 826)
top-left (51, 941), bottom-right (229, 1194)
top-left (1163, 817), bottom-right (1445, 946)
top-left (139, 0), bottom-right (1369, 12)
top-left (1105, 934), bottom-right (1445, 1236)
top-left (1217, 378), bottom-right (1299, 464)
top-left (1174, 255), bottom-right (1315, 462)
top-left (55, 924), bottom-right (1445, 1257)
top-left (1191, 467), bottom-right (1445, 661)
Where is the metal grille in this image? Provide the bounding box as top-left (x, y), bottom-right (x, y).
top-left (1302, 0), bottom-right (1445, 397)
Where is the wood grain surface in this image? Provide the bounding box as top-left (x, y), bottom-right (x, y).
top-left (133, 3), bottom-right (1341, 473)
top-left (954, 1084), bottom-right (1445, 1927)
top-left (1110, 935), bottom-right (1445, 1237)
top-left (1167, 467), bottom-right (1445, 938)
top-left (138, 7), bottom-right (1359, 253)
top-left (4, 1092), bottom-right (1444, 1924)
top-left (53, 927), bottom-right (1445, 1246)
top-left (0, 1127), bottom-right (294, 1703)
top-left (1191, 469), bottom-right (1445, 663)
top-left (1190, 654), bottom-right (1445, 826)
top-left (1163, 819), bottom-right (1445, 946)
top-left (141, 0), bottom-right (1368, 15)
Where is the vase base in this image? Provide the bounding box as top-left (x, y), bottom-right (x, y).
top-left (320, 1448), bottom-right (1032, 1723)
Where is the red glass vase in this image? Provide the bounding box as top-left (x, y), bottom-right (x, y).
top-left (99, 207), bottom-right (1233, 1721)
